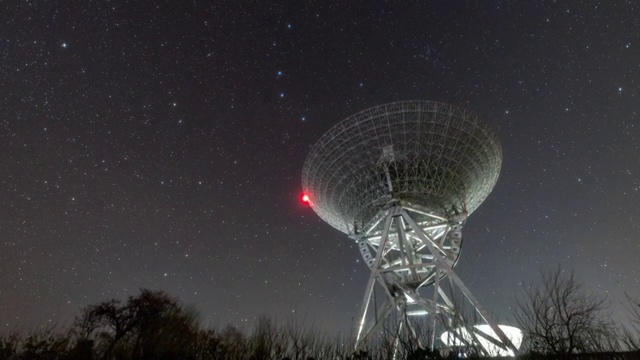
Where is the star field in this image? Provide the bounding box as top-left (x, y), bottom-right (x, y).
top-left (1, 2), bottom-right (639, 334)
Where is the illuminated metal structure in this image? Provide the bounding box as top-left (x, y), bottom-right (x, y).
top-left (301, 101), bottom-right (517, 354)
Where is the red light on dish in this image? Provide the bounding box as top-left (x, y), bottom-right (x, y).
top-left (301, 193), bottom-right (310, 205)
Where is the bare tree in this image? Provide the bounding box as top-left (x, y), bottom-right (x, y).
top-left (248, 316), bottom-right (288, 360)
top-left (284, 318), bottom-right (321, 360)
top-left (71, 289), bottom-right (201, 360)
top-left (19, 327), bottom-right (71, 360)
top-left (619, 293), bottom-right (640, 350)
top-left (0, 332), bottom-right (20, 360)
top-left (219, 325), bottom-right (249, 360)
top-left (514, 267), bottom-right (619, 355)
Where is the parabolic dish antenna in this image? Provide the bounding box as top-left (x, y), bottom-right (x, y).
top-left (301, 101), bottom-right (517, 355)
top-left (302, 100), bottom-right (501, 235)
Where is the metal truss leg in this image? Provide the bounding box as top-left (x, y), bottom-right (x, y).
top-left (399, 208), bottom-right (518, 354)
top-left (353, 205), bottom-right (518, 355)
top-left (355, 208), bottom-right (395, 349)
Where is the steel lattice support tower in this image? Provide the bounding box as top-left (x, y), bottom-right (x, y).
top-left (301, 101), bottom-right (518, 356)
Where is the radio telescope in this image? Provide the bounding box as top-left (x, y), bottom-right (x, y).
top-left (301, 101), bottom-right (518, 355)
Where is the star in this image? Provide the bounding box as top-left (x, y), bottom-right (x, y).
top-left (2, 1), bottom-right (637, 346)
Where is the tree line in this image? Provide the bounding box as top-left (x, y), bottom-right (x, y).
top-left (1, 267), bottom-right (639, 360)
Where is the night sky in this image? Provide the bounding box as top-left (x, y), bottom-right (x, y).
top-left (1, 2), bottom-right (639, 334)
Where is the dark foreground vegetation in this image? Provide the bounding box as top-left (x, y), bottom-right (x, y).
top-left (1, 268), bottom-right (639, 360)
